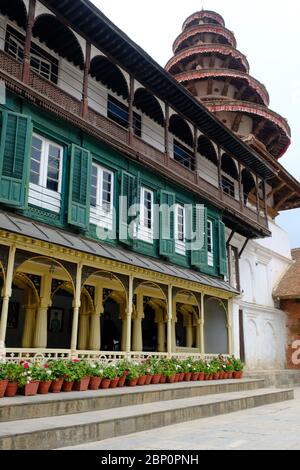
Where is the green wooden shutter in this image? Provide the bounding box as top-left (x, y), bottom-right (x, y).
top-left (0, 111), bottom-right (32, 208)
top-left (159, 190), bottom-right (175, 257)
top-left (119, 170), bottom-right (135, 244)
top-left (191, 205), bottom-right (208, 269)
top-left (68, 144), bottom-right (91, 229)
top-left (218, 220), bottom-right (228, 276)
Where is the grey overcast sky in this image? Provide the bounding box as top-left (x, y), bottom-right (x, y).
top-left (92, 0), bottom-right (300, 248)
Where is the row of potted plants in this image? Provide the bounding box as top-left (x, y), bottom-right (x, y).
top-left (0, 355), bottom-right (244, 398)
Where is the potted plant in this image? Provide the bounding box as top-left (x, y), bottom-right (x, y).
top-left (182, 360), bottom-right (193, 382)
top-left (117, 359), bottom-right (131, 388)
top-left (163, 360), bottom-right (177, 384)
top-left (73, 360), bottom-right (91, 392)
top-left (88, 363), bottom-right (104, 390)
top-left (137, 363), bottom-right (147, 386)
top-left (0, 361), bottom-right (8, 398)
top-left (5, 362), bottom-right (22, 397)
top-left (126, 363), bottom-right (140, 387)
top-left (232, 357), bottom-right (244, 379)
top-left (62, 360), bottom-right (77, 392)
top-left (35, 363), bottom-right (53, 395)
top-left (101, 364), bottom-right (119, 389)
top-left (48, 360), bottom-right (67, 393)
top-left (150, 359), bottom-right (162, 385)
top-left (18, 362), bottom-right (40, 397)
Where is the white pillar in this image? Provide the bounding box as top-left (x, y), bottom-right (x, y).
top-left (186, 320), bottom-right (193, 348)
top-left (157, 321), bottom-right (166, 352)
top-left (200, 293), bottom-right (205, 354)
top-left (89, 313), bottom-right (101, 351)
top-left (167, 285), bottom-right (173, 355)
top-left (70, 263), bottom-right (82, 352)
top-left (78, 312), bottom-right (89, 351)
top-left (227, 298), bottom-right (233, 354)
top-left (132, 292), bottom-right (143, 352)
top-left (89, 285), bottom-right (104, 351)
top-left (126, 276), bottom-right (133, 353)
top-left (0, 245), bottom-right (16, 350)
top-left (33, 275), bottom-right (52, 348)
top-left (22, 306), bottom-right (36, 348)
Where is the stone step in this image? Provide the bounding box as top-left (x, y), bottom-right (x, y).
top-left (0, 379), bottom-right (264, 423)
top-left (0, 388), bottom-right (293, 450)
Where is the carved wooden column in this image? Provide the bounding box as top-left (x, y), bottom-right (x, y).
top-left (128, 75), bottom-right (135, 145)
top-left (22, 0), bottom-right (36, 84)
top-left (164, 104), bottom-right (170, 160)
top-left (238, 162), bottom-right (243, 209)
top-left (88, 286), bottom-right (103, 351)
top-left (81, 42), bottom-right (91, 120)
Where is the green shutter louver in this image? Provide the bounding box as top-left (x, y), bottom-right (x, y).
top-left (191, 205), bottom-right (208, 269)
top-left (119, 170), bottom-right (135, 245)
top-left (0, 111), bottom-right (32, 208)
top-left (68, 144), bottom-right (91, 229)
top-left (159, 190), bottom-right (175, 258)
top-left (218, 220), bottom-right (228, 276)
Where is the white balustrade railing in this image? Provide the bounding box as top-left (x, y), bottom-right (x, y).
top-left (3, 348), bottom-right (230, 364)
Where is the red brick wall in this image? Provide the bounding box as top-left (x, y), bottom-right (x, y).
top-left (282, 300), bottom-right (300, 369)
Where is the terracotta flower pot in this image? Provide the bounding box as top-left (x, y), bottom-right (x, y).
top-left (89, 377), bottom-right (102, 390)
top-left (128, 378), bottom-right (138, 387)
top-left (73, 377), bottom-right (90, 392)
top-left (38, 381), bottom-right (52, 395)
top-left (118, 376), bottom-right (126, 388)
top-left (62, 381), bottom-right (74, 392)
top-left (227, 372), bottom-right (233, 380)
top-left (192, 372), bottom-right (199, 381)
top-left (167, 375), bottom-right (176, 384)
top-left (179, 373), bottom-right (185, 382)
top-left (174, 373), bottom-right (180, 383)
top-left (22, 381), bottom-right (40, 397)
top-left (159, 375), bottom-right (167, 384)
top-left (0, 380), bottom-right (8, 398)
top-left (145, 375), bottom-right (152, 385)
top-left (110, 377), bottom-right (119, 389)
top-left (219, 372), bottom-right (225, 380)
top-left (198, 373), bottom-right (205, 381)
top-left (50, 378), bottom-right (64, 393)
top-left (233, 371), bottom-right (243, 379)
top-left (213, 373), bottom-right (220, 381)
top-left (184, 372), bottom-right (192, 382)
top-left (138, 376), bottom-right (147, 386)
top-left (151, 374), bottom-right (161, 385)
top-left (101, 379), bottom-right (111, 389)
top-left (5, 381), bottom-right (18, 398)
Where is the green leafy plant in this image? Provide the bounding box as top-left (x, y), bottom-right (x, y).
top-left (102, 364), bottom-right (119, 380)
top-left (48, 360), bottom-right (68, 380)
top-left (0, 361), bottom-right (7, 381)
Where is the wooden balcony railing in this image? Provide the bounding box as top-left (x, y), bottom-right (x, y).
top-left (0, 50), bottom-right (269, 234)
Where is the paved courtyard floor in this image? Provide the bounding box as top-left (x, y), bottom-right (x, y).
top-left (64, 388), bottom-right (300, 451)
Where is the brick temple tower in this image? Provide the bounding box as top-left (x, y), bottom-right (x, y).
top-left (166, 9), bottom-right (291, 160)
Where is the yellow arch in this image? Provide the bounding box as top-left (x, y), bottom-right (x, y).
top-left (15, 256), bottom-right (75, 293)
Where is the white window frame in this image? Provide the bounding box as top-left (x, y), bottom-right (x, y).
top-left (91, 163), bottom-right (114, 213)
top-left (30, 133), bottom-right (63, 193)
top-left (175, 204), bottom-right (186, 255)
top-left (138, 187), bottom-right (154, 243)
top-left (6, 33), bottom-right (23, 63)
top-left (30, 52), bottom-right (52, 81)
top-left (221, 173), bottom-right (236, 199)
top-left (207, 219), bottom-right (214, 267)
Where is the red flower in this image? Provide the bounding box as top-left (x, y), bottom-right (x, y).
top-left (72, 359), bottom-right (80, 363)
top-left (44, 363), bottom-right (49, 369)
top-left (23, 362), bottom-right (29, 369)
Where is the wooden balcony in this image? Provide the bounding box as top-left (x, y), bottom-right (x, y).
top-left (0, 50), bottom-right (270, 237)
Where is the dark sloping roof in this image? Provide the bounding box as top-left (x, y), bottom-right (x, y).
top-left (0, 211), bottom-right (238, 295)
top-left (274, 249), bottom-right (300, 299)
top-left (42, 0), bottom-right (276, 180)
